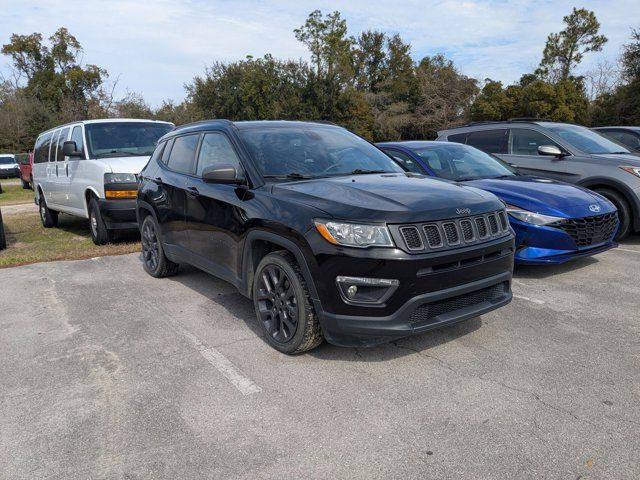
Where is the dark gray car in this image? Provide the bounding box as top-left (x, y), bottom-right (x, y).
top-left (593, 126), bottom-right (640, 153)
top-left (437, 121), bottom-right (640, 239)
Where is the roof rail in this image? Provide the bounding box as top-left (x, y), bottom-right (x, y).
top-left (508, 117), bottom-right (553, 122)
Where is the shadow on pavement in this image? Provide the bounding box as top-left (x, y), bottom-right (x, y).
top-left (167, 263), bottom-right (482, 362)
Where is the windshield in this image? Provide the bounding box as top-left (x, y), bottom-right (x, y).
top-left (85, 122), bottom-right (173, 159)
top-left (238, 125), bottom-right (403, 178)
top-left (411, 143), bottom-right (516, 181)
top-left (546, 124), bottom-right (630, 155)
top-left (0, 156), bottom-right (16, 164)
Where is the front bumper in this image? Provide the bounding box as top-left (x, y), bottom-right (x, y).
top-left (304, 233), bottom-right (515, 347)
top-left (0, 168), bottom-right (19, 178)
top-left (97, 199), bottom-right (138, 230)
top-left (510, 217), bottom-right (617, 265)
top-left (317, 272), bottom-right (512, 347)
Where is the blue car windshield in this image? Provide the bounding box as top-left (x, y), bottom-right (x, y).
top-left (239, 126), bottom-right (404, 179)
top-left (545, 124), bottom-right (630, 154)
top-left (412, 143), bottom-right (516, 181)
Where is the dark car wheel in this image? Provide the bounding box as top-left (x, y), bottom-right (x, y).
top-left (253, 251), bottom-right (323, 354)
top-left (39, 194), bottom-right (58, 228)
top-left (88, 197), bottom-right (113, 245)
top-left (595, 188), bottom-right (632, 240)
top-left (141, 215), bottom-right (179, 277)
top-left (21, 178), bottom-right (30, 189)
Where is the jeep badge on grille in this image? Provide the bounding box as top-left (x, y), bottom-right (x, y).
top-left (456, 208), bottom-right (472, 215)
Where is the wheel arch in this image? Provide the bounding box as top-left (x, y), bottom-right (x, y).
top-left (83, 187), bottom-right (101, 216)
top-left (241, 230), bottom-right (319, 301)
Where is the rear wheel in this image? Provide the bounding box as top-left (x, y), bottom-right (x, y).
top-left (595, 188), bottom-right (632, 240)
top-left (21, 177), bottom-right (29, 189)
top-left (39, 193), bottom-right (58, 228)
top-left (140, 215), bottom-right (179, 277)
top-left (253, 251), bottom-right (323, 354)
top-left (89, 197), bottom-right (113, 245)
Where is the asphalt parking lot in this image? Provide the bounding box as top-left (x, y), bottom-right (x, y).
top-left (1, 239), bottom-right (639, 479)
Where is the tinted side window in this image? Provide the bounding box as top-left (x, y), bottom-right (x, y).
top-left (196, 132), bottom-right (241, 176)
top-left (167, 134), bottom-right (199, 174)
top-left (604, 130), bottom-right (640, 150)
top-left (448, 132), bottom-right (468, 144)
top-left (383, 149), bottom-right (424, 174)
top-left (161, 139), bottom-right (174, 164)
top-left (149, 141), bottom-right (165, 164)
top-left (55, 128), bottom-right (70, 161)
top-left (48, 130), bottom-right (60, 162)
top-left (34, 133), bottom-right (50, 164)
top-left (70, 126), bottom-right (85, 158)
top-left (465, 129), bottom-right (508, 154)
top-left (509, 128), bottom-right (560, 155)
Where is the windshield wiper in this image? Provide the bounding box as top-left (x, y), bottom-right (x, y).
top-left (263, 172), bottom-right (314, 180)
top-left (349, 169), bottom-right (389, 175)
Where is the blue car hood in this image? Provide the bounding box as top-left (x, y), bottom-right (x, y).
top-left (463, 176), bottom-right (615, 218)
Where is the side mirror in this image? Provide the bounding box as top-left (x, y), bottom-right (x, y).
top-left (63, 141), bottom-right (84, 158)
top-left (201, 164), bottom-right (245, 184)
top-left (538, 145), bottom-right (564, 157)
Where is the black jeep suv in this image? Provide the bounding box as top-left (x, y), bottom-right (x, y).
top-left (137, 120), bottom-right (514, 353)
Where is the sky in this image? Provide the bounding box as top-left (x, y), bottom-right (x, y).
top-left (1, 0), bottom-right (638, 107)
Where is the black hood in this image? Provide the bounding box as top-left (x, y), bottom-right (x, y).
top-left (271, 173), bottom-right (503, 223)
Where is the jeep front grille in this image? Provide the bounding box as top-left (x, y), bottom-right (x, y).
top-left (396, 210), bottom-right (510, 253)
top-left (549, 212), bottom-right (618, 248)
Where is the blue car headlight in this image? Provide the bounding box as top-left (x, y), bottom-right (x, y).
top-left (506, 205), bottom-right (563, 226)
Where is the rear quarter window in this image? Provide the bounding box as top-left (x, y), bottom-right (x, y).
top-left (465, 129), bottom-right (508, 154)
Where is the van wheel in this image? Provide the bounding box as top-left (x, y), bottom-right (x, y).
top-left (140, 215), bottom-right (179, 277)
top-left (595, 188), bottom-right (631, 240)
top-left (253, 251), bottom-right (323, 354)
top-left (39, 195), bottom-right (58, 228)
top-left (89, 197), bottom-right (113, 245)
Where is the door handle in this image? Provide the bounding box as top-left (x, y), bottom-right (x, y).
top-left (186, 186), bottom-right (200, 196)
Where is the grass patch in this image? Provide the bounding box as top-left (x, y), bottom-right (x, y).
top-left (0, 212), bottom-right (140, 268)
top-left (0, 183), bottom-right (34, 206)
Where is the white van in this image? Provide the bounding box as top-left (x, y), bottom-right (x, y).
top-left (32, 119), bottom-right (174, 244)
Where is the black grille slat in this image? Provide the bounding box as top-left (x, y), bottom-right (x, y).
top-left (498, 211), bottom-right (508, 231)
top-left (475, 217), bottom-right (488, 238)
top-left (488, 214), bottom-right (499, 235)
top-left (549, 212), bottom-right (618, 248)
top-left (409, 283), bottom-right (507, 324)
top-left (423, 225), bottom-right (443, 247)
top-left (442, 223), bottom-right (460, 244)
top-left (400, 226), bottom-right (423, 250)
top-left (460, 220), bottom-right (474, 241)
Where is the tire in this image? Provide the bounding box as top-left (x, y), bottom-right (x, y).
top-left (88, 197), bottom-right (113, 245)
top-left (0, 210), bottom-right (6, 251)
top-left (38, 193), bottom-right (58, 228)
top-left (594, 188), bottom-right (632, 240)
top-left (140, 215), bottom-right (179, 278)
top-left (252, 251), bottom-right (323, 354)
top-left (21, 178), bottom-right (29, 189)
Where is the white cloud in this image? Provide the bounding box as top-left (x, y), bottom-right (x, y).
top-left (1, 0), bottom-right (638, 106)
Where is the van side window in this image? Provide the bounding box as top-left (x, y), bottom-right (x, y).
top-left (55, 128), bottom-right (70, 161)
top-left (167, 134), bottom-right (199, 174)
top-left (48, 130), bottom-right (61, 162)
top-left (33, 133), bottom-right (51, 164)
top-left (465, 129), bottom-right (508, 154)
top-left (196, 132), bottom-right (240, 176)
top-left (70, 126), bottom-right (85, 159)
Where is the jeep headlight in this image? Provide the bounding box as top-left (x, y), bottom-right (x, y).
top-left (104, 172), bottom-right (137, 183)
top-left (506, 205), bottom-right (563, 226)
top-left (314, 220), bottom-right (394, 248)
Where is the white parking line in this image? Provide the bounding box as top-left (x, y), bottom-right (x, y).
top-left (513, 294), bottom-right (546, 305)
top-left (616, 247), bottom-right (640, 255)
top-left (178, 326), bottom-right (262, 396)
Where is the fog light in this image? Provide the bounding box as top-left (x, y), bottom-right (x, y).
top-left (335, 276), bottom-right (400, 306)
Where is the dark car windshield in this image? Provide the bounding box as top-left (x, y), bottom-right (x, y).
top-left (546, 124), bottom-right (631, 155)
top-left (0, 156), bottom-right (16, 164)
top-left (410, 143), bottom-right (516, 181)
top-left (238, 125), bottom-right (403, 178)
top-left (85, 122), bottom-right (173, 159)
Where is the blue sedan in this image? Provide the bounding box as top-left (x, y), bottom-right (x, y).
top-left (377, 141), bottom-right (619, 265)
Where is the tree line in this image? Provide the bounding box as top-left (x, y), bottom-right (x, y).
top-left (1, 8), bottom-right (639, 153)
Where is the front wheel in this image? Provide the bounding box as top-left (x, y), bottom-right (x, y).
top-left (253, 251), bottom-right (323, 354)
top-left (39, 194), bottom-right (58, 228)
top-left (595, 188), bottom-right (632, 240)
top-left (89, 197), bottom-right (113, 245)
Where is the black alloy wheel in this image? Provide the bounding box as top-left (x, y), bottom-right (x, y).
top-left (256, 264), bottom-right (299, 343)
